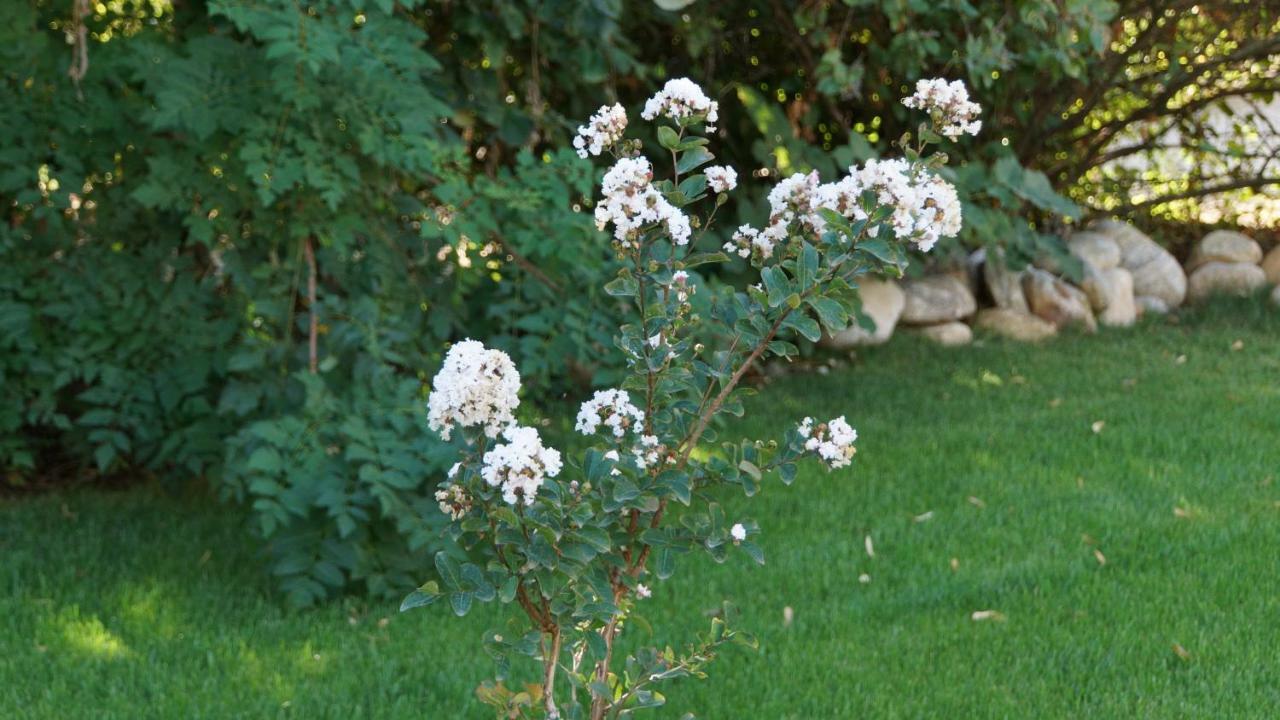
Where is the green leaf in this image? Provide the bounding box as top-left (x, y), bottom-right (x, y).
top-left (761, 267), bottom-right (789, 308)
top-left (657, 126), bottom-right (681, 150)
top-left (779, 463), bottom-right (797, 485)
top-left (676, 147), bottom-right (714, 175)
top-left (604, 269), bottom-right (639, 297)
top-left (655, 548), bottom-right (676, 579)
top-left (782, 313), bottom-right (822, 342)
top-left (806, 296), bottom-right (849, 332)
top-left (450, 591), bottom-right (474, 616)
top-left (798, 242), bottom-right (819, 289)
top-left (741, 540), bottom-right (765, 565)
top-left (499, 576), bottom-right (519, 604)
top-left (435, 552), bottom-right (464, 591)
top-left (682, 252), bottom-right (729, 268)
top-left (399, 581), bottom-right (442, 612)
top-left (856, 238), bottom-right (897, 265)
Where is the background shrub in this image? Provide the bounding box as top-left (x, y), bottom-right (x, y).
top-left (2, 0), bottom-right (1273, 605)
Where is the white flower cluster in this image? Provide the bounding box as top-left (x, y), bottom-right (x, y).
top-left (902, 78), bottom-right (982, 140)
top-left (797, 416), bottom-right (858, 469)
top-left (427, 340), bottom-right (521, 441)
top-left (636, 434), bottom-right (661, 469)
top-left (722, 224), bottom-right (775, 260)
top-left (641, 77), bottom-right (719, 129)
top-left (575, 388), bottom-right (645, 438)
top-left (594, 157), bottom-right (692, 247)
top-left (705, 165), bottom-right (737, 193)
top-left (480, 426), bottom-right (563, 506)
top-left (730, 523), bottom-right (747, 542)
top-left (852, 159), bottom-right (962, 252)
top-left (435, 484), bottom-right (471, 521)
top-left (740, 160), bottom-right (962, 253)
top-left (573, 103), bottom-right (628, 158)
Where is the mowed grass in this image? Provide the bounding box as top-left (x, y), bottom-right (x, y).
top-left (4, 297), bottom-right (1280, 719)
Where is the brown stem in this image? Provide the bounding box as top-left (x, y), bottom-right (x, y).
top-left (676, 310), bottom-right (791, 466)
top-left (589, 617), bottom-right (620, 720)
top-left (543, 627), bottom-right (562, 718)
top-left (303, 236), bottom-right (319, 374)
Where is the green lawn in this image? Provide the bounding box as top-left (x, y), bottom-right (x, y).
top-left (4, 297), bottom-right (1280, 719)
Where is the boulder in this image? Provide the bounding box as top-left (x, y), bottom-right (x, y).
top-left (1186, 230), bottom-right (1262, 273)
top-left (1136, 295), bottom-right (1170, 316)
top-left (1186, 262), bottom-right (1267, 302)
top-left (1078, 263), bottom-right (1111, 311)
top-left (900, 276), bottom-right (976, 325)
top-left (1096, 268), bottom-right (1136, 327)
top-left (824, 278), bottom-right (904, 347)
top-left (982, 248), bottom-right (1029, 312)
top-left (1023, 268), bottom-right (1097, 332)
top-left (973, 308), bottom-right (1057, 342)
top-left (1067, 231), bottom-right (1121, 270)
top-left (1262, 246), bottom-right (1280, 285)
top-left (916, 321), bottom-right (973, 346)
top-left (1091, 220), bottom-right (1186, 308)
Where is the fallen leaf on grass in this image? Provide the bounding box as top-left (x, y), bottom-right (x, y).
top-left (1175, 354), bottom-right (1187, 365)
top-left (858, 573), bottom-right (871, 584)
top-left (1172, 642), bottom-right (1192, 661)
top-left (198, 549), bottom-right (212, 566)
top-left (913, 511), bottom-right (935, 523)
top-left (1091, 420), bottom-right (1106, 434)
top-left (1173, 506), bottom-right (1190, 518)
top-left (1230, 339), bottom-right (1244, 351)
top-left (967, 496), bottom-right (986, 508)
top-left (864, 535), bottom-right (875, 558)
top-left (1049, 397), bottom-right (1063, 408)
top-left (782, 606), bottom-right (794, 627)
top-left (949, 557), bottom-right (960, 571)
top-left (971, 610), bottom-right (1006, 622)
top-left (1093, 549), bottom-right (1107, 566)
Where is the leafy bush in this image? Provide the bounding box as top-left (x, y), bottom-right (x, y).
top-left (0, 0), bottom-right (627, 604)
top-left (400, 75), bottom-right (976, 718)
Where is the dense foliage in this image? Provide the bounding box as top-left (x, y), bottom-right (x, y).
top-left (2, 0), bottom-right (1272, 605)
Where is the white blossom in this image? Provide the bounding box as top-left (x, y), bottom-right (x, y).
top-left (575, 389), bottom-right (645, 439)
top-left (902, 78), bottom-right (982, 140)
top-left (722, 224), bottom-right (775, 260)
top-left (594, 156), bottom-right (692, 247)
top-left (636, 583), bottom-right (652, 599)
top-left (641, 77), bottom-right (719, 129)
top-left (480, 425), bottom-right (563, 506)
top-left (635, 434), bottom-right (661, 469)
top-left (809, 174), bottom-right (869, 236)
top-left (705, 165), bottom-right (738, 193)
top-left (730, 523), bottom-right (747, 542)
top-left (427, 340), bottom-right (521, 441)
top-left (853, 159), bottom-right (962, 252)
top-left (797, 416), bottom-right (858, 469)
top-left (766, 171), bottom-right (822, 230)
top-left (573, 103), bottom-right (628, 158)
top-left (671, 270), bottom-right (693, 302)
top-left (435, 484), bottom-right (471, 521)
